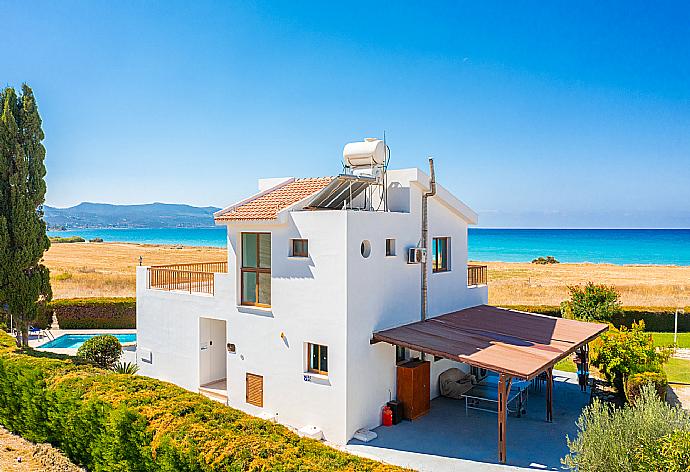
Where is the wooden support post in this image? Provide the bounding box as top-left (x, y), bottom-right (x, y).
top-left (545, 367), bottom-right (553, 423)
top-left (497, 373), bottom-right (513, 464)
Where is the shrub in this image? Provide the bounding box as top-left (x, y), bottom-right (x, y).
top-left (0, 332), bottom-right (401, 471)
top-left (636, 430), bottom-right (690, 472)
top-left (531, 256), bottom-right (559, 264)
top-left (561, 282), bottom-right (621, 322)
top-left (590, 321), bottom-right (670, 394)
top-left (113, 361), bottom-right (139, 374)
top-left (89, 237), bottom-right (104, 243)
top-left (49, 236), bottom-right (85, 243)
top-left (76, 335), bottom-right (122, 369)
top-left (53, 271), bottom-right (73, 281)
top-left (50, 298), bottom-right (135, 329)
top-left (563, 386), bottom-right (690, 471)
top-left (625, 371), bottom-right (668, 403)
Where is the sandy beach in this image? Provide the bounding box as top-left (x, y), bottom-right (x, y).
top-left (43, 242), bottom-right (690, 307)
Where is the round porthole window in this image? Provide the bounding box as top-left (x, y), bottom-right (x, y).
top-left (360, 240), bottom-right (371, 258)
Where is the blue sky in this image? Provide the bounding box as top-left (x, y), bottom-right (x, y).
top-left (4, 1), bottom-right (690, 227)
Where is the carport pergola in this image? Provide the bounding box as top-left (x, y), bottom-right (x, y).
top-left (371, 305), bottom-right (608, 463)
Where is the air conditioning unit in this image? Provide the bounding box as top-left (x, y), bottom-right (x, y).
top-left (407, 247), bottom-right (427, 264)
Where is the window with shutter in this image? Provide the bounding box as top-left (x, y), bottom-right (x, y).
top-left (246, 373), bottom-right (263, 407)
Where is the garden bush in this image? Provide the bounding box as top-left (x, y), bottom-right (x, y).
top-left (0, 332), bottom-right (402, 471)
top-left (563, 386), bottom-right (690, 471)
top-left (636, 430), bottom-right (690, 472)
top-left (76, 335), bottom-right (122, 369)
top-left (560, 282), bottom-right (621, 322)
top-left (501, 305), bottom-right (690, 332)
top-left (625, 371), bottom-right (668, 403)
top-left (590, 321), bottom-right (670, 394)
top-left (531, 256), bottom-right (559, 264)
top-left (50, 298), bottom-right (135, 329)
top-left (113, 361), bottom-right (139, 374)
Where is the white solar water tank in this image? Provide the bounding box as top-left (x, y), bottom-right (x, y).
top-left (343, 138), bottom-right (387, 168)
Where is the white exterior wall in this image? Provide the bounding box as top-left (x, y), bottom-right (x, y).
top-left (222, 212), bottom-right (350, 442)
top-left (136, 167), bottom-right (488, 445)
top-left (138, 212), bottom-right (353, 444)
top-left (136, 270), bottom-right (233, 391)
top-left (343, 173), bottom-right (488, 441)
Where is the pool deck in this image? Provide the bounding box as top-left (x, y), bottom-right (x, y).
top-left (29, 329), bottom-right (137, 363)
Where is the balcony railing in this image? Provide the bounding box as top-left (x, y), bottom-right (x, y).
top-left (147, 261), bottom-right (228, 295)
top-left (467, 264), bottom-right (488, 286)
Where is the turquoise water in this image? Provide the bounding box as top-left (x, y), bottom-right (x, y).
top-left (38, 333), bottom-right (137, 349)
top-left (47, 227), bottom-right (690, 266)
top-left (469, 229), bottom-right (690, 265)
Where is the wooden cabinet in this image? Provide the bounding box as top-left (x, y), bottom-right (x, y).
top-left (396, 360), bottom-right (430, 420)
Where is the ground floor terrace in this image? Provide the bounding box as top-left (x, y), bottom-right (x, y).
top-left (370, 305), bottom-right (608, 466)
top-left (347, 370), bottom-right (585, 471)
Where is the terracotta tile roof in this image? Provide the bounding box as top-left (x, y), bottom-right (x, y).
top-left (215, 177), bottom-right (334, 221)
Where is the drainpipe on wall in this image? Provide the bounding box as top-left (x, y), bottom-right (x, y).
top-left (421, 157), bottom-right (436, 324)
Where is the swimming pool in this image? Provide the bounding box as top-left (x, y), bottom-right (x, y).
top-left (38, 333), bottom-right (136, 349)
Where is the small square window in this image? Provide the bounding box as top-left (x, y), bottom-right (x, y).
top-left (307, 343), bottom-right (328, 375)
top-left (385, 238), bottom-right (396, 256)
top-left (291, 239), bottom-right (308, 257)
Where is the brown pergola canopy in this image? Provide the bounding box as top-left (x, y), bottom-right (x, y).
top-left (372, 305), bottom-right (608, 380)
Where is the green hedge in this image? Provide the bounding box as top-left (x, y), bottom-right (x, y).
top-left (0, 332), bottom-right (403, 471)
top-left (49, 298), bottom-right (136, 329)
top-left (501, 305), bottom-right (690, 332)
top-left (49, 236), bottom-right (85, 243)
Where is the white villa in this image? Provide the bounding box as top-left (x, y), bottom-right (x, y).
top-left (136, 138), bottom-right (604, 461)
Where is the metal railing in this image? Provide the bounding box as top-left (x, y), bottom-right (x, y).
top-left (147, 261), bottom-right (227, 295)
top-left (467, 264), bottom-right (488, 286)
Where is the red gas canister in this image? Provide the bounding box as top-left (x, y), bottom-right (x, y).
top-left (382, 406), bottom-right (393, 427)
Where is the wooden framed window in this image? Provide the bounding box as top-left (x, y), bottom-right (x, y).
top-left (291, 239), bottom-right (308, 257)
top-left (246, 373), bottom-right (263, 407)
top-left (241, 232), bottom-right (271, 307)
top-left (307, 343), bottom-right (328, 375)
top-left (385, 238), bottom-right (396, 256)
top-left (432, 237), bottom-right (450, 272)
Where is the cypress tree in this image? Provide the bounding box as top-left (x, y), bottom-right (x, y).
top-left (0, 84), bottom-right (51, 346)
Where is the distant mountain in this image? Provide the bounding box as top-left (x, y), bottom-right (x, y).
top-left (44, 202), bottom-right (222, 229)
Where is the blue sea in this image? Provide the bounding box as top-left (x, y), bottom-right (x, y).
top-left (47, 228), bottom-right (690, 266)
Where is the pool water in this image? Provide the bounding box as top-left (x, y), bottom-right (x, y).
top-left (38, 333), bottom-right (136, 349)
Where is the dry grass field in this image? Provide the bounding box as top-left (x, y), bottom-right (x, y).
top-left (44, 242), bottom-right (225, 299)
top-left (483, 261), bottom-right (690, 307)
top-left (0, 426), bottom-right (83, 472)
top-left (43, 242), bottom-right (690, 307)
